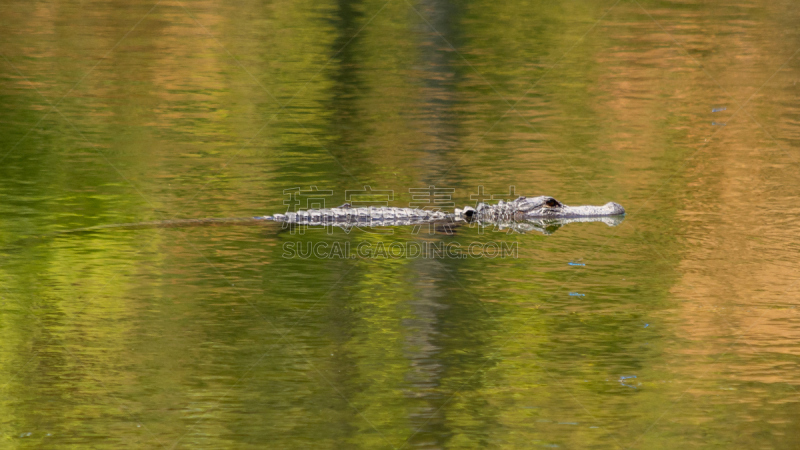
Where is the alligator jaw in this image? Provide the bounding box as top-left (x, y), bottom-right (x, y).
top-left (525, 201), bottom-right (626, 219)
top-left (496, 215), bottom-right (626, 234)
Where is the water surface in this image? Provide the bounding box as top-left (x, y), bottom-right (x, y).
top-left (1, 0), bottom-right (800, 448)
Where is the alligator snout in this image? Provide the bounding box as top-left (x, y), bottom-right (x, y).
top-left (605, 202), bottom-right (626, 216)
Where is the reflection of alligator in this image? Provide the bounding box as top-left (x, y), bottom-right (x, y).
top-left (261, 196), bottom-right (625, 234)
top-left (486, 215), bottom-right (625, 235)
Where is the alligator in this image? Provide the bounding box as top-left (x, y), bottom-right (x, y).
top-left (49, 196), bottom-right (624, 237)
top-left (259, 195), bottom-right (625, 234)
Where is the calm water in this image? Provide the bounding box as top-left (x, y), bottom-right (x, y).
top-left (2, 0), bottom-right (800, 448)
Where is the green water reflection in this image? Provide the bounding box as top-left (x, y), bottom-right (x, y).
top-left (2, 0), bottom-right (800, 448)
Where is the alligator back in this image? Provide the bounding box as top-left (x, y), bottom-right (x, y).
top-left (261, 206), bottom-right (450, 225)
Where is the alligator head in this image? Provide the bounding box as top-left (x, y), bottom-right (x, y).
top-left (514, 196), bottom-right (625, 218)
top-left (470, 196), bottom-right (625, 219)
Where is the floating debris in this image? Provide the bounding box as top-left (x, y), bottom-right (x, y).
top-left (568, 292), bottom-right (585, 297)
top-left (559, 422), bottom-right (579, 425)
top-left (711, 122), bottom-right (726, 126)
top-left (644, 323), bottom-right (649, 328)
top-left (619, 375), bottom-right (638, 389)
top-left (712, 107), bottom-right (727, 112)
top-left (568, 262), bottom-right (585, 266)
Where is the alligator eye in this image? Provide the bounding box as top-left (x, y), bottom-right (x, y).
top-left (545, 198), bottom-right (560, 207)
top-left (465, 210), bottom-right (474, 218)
